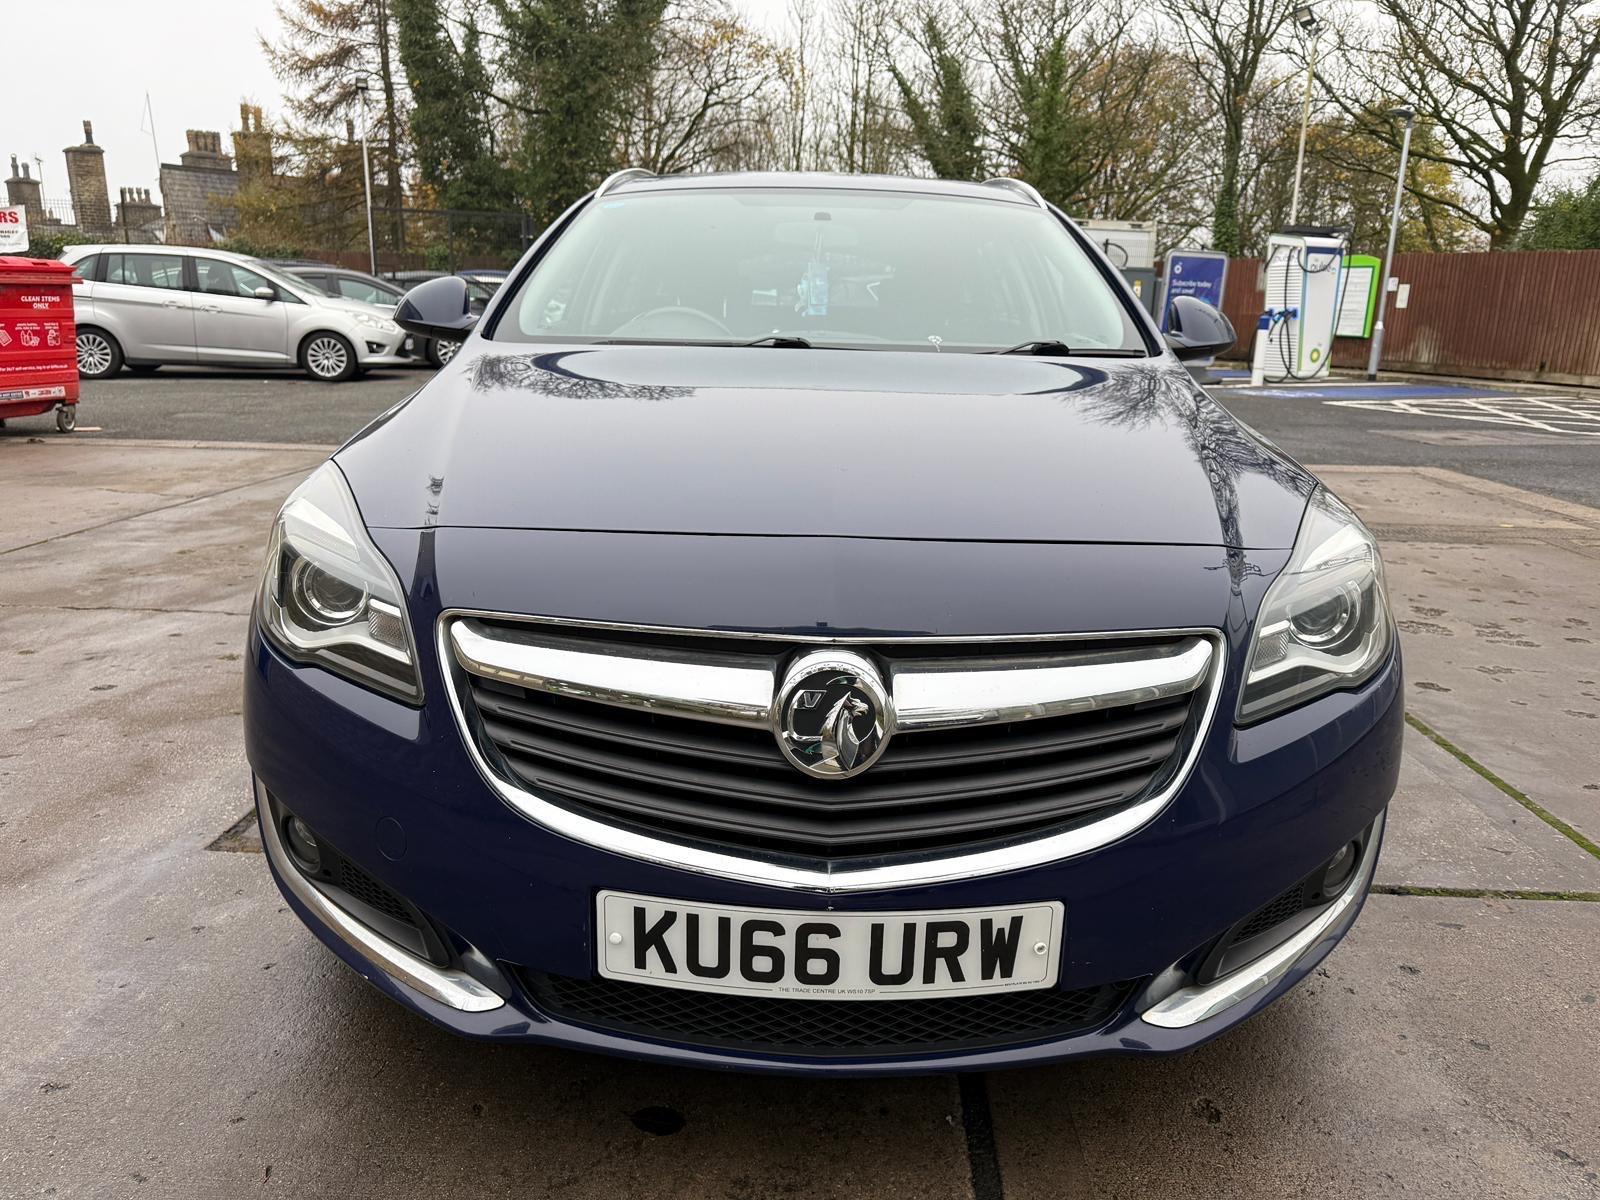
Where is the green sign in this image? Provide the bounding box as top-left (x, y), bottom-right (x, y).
top-left (1336, 255), bottom-right (1381, 339)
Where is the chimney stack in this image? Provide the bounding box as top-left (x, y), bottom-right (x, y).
top-left (63, 117), bottom-right (112, 236)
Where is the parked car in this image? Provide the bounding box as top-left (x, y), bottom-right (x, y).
top-left (270, 263), bottom-right (438, 368)
top-left (278, 264), bottom-right (404, 310)
top-left (61, 245), bottom-right (410, 382)
top-left (245, 171), bottom-right (1401, 1074)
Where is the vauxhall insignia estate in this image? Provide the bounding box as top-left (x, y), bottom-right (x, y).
top-left (244, 171), bottom-right (1402, 1073)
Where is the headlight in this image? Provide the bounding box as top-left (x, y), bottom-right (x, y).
top-left (353, 311), bottom-right (399, 334)
top-left (257, 462), bottom-right (422, 703)
top-left (1237, 489), bottom-right (1392, 723)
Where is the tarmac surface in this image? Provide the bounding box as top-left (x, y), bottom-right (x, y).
top-left (4, 365), bottom-right (1600, 1198)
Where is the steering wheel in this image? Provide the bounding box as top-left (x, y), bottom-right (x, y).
top-left (611, 306), bottom-right (733, 339)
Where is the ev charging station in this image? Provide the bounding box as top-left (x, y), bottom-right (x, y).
top-left (1249, 226), bottom-right (1348, 385)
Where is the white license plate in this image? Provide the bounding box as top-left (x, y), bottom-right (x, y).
top-left (595, 891), bottom-right (1064, 1000)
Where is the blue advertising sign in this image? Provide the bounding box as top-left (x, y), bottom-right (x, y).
top-left (1158, 249), bottom-right (1229, 333)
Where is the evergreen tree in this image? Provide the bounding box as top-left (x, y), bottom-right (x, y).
top-left (1520, 175), bottom-right (1600, 250)
top-left (491, 0), bottom-right (671, 225)
top-left (890, 14), bottom-right (984, 181)
top-left (393, 0), bottom-right (514, 211)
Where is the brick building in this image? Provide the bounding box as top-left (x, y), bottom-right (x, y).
top-left (159, 130), bottom-right (240, 244)
top-left (5, 111), bottom-right (269, 249)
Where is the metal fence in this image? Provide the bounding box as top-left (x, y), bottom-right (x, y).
top-left (1218, 249), bottom-right (1600, 387)
top-left (314, 206), bottom-right (539, 275)
top-left (37, 195), bottom-right (77, 226)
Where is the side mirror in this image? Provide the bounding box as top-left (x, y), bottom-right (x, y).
top-left (253, 286), bottom-right (276, 302)
top-left (395, 275), bottom-right (479, 343)
top-left (1163, 296), bottom-right (1235, 361)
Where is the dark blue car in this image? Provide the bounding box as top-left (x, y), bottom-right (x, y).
top-left (244, 171), bottom-right (1402, 1074)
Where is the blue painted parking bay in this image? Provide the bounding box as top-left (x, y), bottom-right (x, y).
top-left (1220, 380), bottom-right (1521, 400)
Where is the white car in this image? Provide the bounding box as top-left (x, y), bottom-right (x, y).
top-left (60, 244), bottom-right (410, 382)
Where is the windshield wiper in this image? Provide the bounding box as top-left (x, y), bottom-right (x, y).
top-left (993, 339), bottom-right (1072, 356)
top-left (991, 340), bottom-right (1147, 357)
top-left (741, 334), bottom-right (813, 348)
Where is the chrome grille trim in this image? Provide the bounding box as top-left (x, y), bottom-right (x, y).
top-left (437, 610), bottom-right (1226, 893)
top-left (889, 639), bottom-right (1211, 731)
top-left (451, 620), bottom-right (776, 728)
top-left (449, 617), bottom-right (1212, 737)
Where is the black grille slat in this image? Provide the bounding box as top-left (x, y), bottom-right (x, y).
top-left (498, 751), bottom-right (1158, 850)
top-left (474, 688), bottom-right (788, 773)
top-left (880, 701), bottom-right (1191, 774)
top-left (482, 711), bottom-right (1179, 813)
top-left (476, 683), bottom-right (1190, 780)
top-left (524, 970), bottom-right (1137, 1057)
top-left (461, 621), bottom-right (1205, 859)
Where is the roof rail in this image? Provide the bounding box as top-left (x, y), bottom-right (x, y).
top-left (982, 177), bottom-right (1048, 210)
top-left (596, 167), bottom-right (656, 198)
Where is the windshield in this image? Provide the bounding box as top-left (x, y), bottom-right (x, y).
top-left (498, 187), bottom-right (1146, 353)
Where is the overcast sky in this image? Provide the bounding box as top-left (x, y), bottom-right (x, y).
top-left (8, 1), bottom-right (286, 203)
top-left (6, 0), bottom-right (789, 209)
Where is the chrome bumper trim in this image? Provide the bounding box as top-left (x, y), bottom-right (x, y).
top-left (1141, 809), bottom-right (1385, 1029)
top-left (255, 780), bottom-right (505, 1013)
top-left (438, 611), bottom-right (1226, 893)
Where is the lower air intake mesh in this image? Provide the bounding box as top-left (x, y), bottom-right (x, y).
top-left (522, 971), bottom-right (1136, 1057)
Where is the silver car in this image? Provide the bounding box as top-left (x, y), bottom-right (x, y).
top-left (60, 245), bottom-right (410, 382)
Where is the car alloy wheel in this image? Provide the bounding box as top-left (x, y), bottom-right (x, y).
top-left (435, 339), bottom-right (461, 367)
top-left (305, 335), bottom-right (352, 381)
top-left (76, 331), bottom-right (115, 378)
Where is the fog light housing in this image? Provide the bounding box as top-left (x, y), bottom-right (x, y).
top-left (283, 814), bottom-right (322, 874)
top-left (1320, 840), bottom-right (1359, 895)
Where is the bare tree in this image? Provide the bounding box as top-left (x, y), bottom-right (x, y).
top-left (770, 0), bottom-right (821, 170)
top-left (1330, 0), bottom-right (1600, 247)
top-left (822, 0), bottom-right (908, 173)
top-left (1156, 0), bottom-right (1298, 253)
top-left (619, 0), bottom-right (779, 173)
top-left (1069, 37), bottom-right (1214, 224)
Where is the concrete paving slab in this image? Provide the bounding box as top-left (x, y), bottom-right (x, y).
top-left (4, 855), bottom-right (970, 1199)
top-left (1312, 464), bottom-right (1600, 537)
top-left (1381, 728), bottom-right (1600, 894)
top-left (1382, 539), bottom-right (1600, 848)
top-left (1307, 465), bottom-right (1600, 855)
top-left (0, 477), bottom-right (295, 616)
top-left (988, 894), bottom-right (1600, 1200)
top-left (0, 438), bottom-right (325, 553)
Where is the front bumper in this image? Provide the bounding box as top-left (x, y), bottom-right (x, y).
top-left (352, 329), bottom-right (409, 366)
top-left (245, 617), bottom-right (1402, 1075)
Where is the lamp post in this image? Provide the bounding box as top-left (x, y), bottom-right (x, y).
top-left (1366, 107), bottom-right (1415, 380)
top-left (1288, 4), bottom-right (1324, 226)
top-left (355, 76), bottom-right (377, 276)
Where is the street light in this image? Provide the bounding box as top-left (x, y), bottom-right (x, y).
top-left (1288, 3), bottom-right (1324, 226)
top-left (1366, 107), bottom-right (1416, 380)
top-left (354, 76), bottom-right (377, 276)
